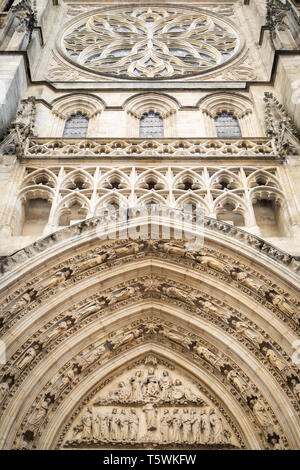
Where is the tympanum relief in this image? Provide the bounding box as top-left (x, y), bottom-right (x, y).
top-left (63, 361), bottom-right (238, 449)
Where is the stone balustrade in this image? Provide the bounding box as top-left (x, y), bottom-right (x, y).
top-left (24, 137), bottom-right (278, 159)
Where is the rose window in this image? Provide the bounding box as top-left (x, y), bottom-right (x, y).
top-left (60, 6), bottom-right (242, 79)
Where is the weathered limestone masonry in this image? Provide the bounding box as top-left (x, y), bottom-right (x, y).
top-left (0, 0), bottom-right (299, 450)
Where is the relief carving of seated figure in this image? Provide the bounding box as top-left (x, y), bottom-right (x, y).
top-left (143, 367), bottom-right (161, 399)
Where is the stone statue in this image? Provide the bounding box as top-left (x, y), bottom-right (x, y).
top-left (195, 253), bottom-right (226, 272)
top-left (252, 399), bottom-right (273, 432)
top-left (45, 320), bottom-right (70, 342)
top-left (209, 408), bottom-right (224, 444)
top-left (108, 286), bottom-right (138, 305)
top-left (8, 289), bottom-right (35, 315)
top-left (161, 328), bottom-right (193, 349)
top-left (227, 370), bottom-right (250, 394)
top-left (115, 381), bottom-right (132, 402)
top-left (160, 370), bottom-right (172, 401)
top-left (160, 409), bottom-right (172, 442)
top-left (110, 408), bottom-right (120, 440)
top-left (108, 242), bottom-right (142, 260)
top-left (130, 370), bottom-right (144, 402)
top-left (84, 345), bottom-right (106, 366)
top-left (268, 292), bottom-right (295, 316)
top-left (191, 411), bottom-right (201, 443)
top-left (159, 242), bottom-right (186, 257)
top-left (77, 252), bottom-right (108, 272)
top-left (162, 286), bottom-right (194, 305)
top-left (0, 381), bottom-right (10, 402)
top-left (265, 349), bottom-right (287, 371)
top-left (231, 320), bottom-right (264, 347)
top-left (172, 379), bottom-right (186, 401)
top-left (28, 396), bottom-right (52, 426)
top-left (181, 409), bottom-right (193, 442)
top-left (143, 367), bottom-right (160, 399)
top-left (200, 300), bottom-right (232, 322)
top-left (195, 345), bottom-right (219, 366)
top-left (81, 408), bottom-right (93, 439)
top-left (37, 269), bottom-right (72, 294)
top-left (171, 408), bottom-right (181, 443)
top-left (142, 403), bottom-right (157, 431)
top-left (231, 270), bottom-right (262, 290)
top-left (99, 413), bottom-right (110, 441)
top-left (119, 409), bottom-right (130, 440)
top-left (129, 409), bottom-right (139, 441)
top-left (17, 344), bottom-right (40, 369)
top-left (110, 328), bottom-right (143, 350)
top-left (201, 408), bottom-right (211, 444)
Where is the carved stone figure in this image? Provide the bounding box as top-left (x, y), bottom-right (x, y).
top-left (99, 413), bottom-right (110, 441)
top-left (181, 409), bottom-right (192, 442)
top-left (195, 253), bottom-right (226, 272)
top-left (110, 408), bottom-right (120, 440)
top-left (160, 409), bottom-right (172, 442)
top-left (77, 252), bottom-right (108, 271)
top-left (28, 396), bottom-right (52, 426)
top-left (231, 270), bottom-right (262, 290)
top-left (45, 320), bottom-right (70, 342)
top-left (227, 370), bottom-right (250, 394)
top-left (268, 292), bottom-right (295, 316)
top-left (107, 286), bottom-right (138, 305)
top-left (172, 379), bottom-right (186, 401)
top-left (115, 381), bottom-right (132, 402)
top-left (160, 370), bottom-right (172, 401)
top-left (195, 346), bottom-right (219, 366)
top-left (110, 328), bottom-right (143, 350)
top-left (209, 408), bottom-right (224, 444)
top-left (200, 300), bottom-right (232, 322)
top-left (81, 408), bottom-right (93, 439)
top-left (107, 242), bottom-right (142, 260)
top-left (201, 408), bottom-right (211, 444)
top-left (119, 409), bottom-right (130, 440)
top-left (171, 408), bottom-right (181, 443)
top-left (17, 344), bottom-right (40, 369)
top-left (162, 286), bottom-right (194, 304)
top-left (0, 381), bottom-right (10, 402)
top-left (83, 345), bottom-right (106, 366)
top-left (37, 269), bottom-right (72, 294)
top-left (142, 403), bottom-right (157, 431)
top-left (252, 399), bottom-right (273, 432)
top-left (8, 289), bottom-right (35, 315)
top-left (129, 409), bottom-right (139, 441)
top-left (231, 320), bottom-right (264, 347)
top-left (159, 242), bottom-right (186, 257)
top-left (266, 349), bottom-right (287, 371)
top-left (130, 370), bottom-right (144, 402)
top-left (160, 327), bottom-right (193, 349)
top-left (191, 411), bottom-right (201, 443)
top-left (143, 367), bottom-right (160, 399)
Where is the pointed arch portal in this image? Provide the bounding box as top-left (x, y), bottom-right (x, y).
top-left (0, 217), bottom-right (299, 450)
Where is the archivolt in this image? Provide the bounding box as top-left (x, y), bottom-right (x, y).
top-left (0, 221), bottom-right (299, 450)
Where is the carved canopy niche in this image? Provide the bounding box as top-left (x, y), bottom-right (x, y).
top-left (58, 5), bottom-right (244, 80)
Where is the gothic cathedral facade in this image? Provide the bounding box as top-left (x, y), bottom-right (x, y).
top-left (0, 0), bottom-right (299, 450)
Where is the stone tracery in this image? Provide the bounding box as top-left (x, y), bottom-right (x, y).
top-left (60, 6), bottom-right (241, 79)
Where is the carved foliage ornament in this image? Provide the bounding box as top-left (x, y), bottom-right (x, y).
top-left (59, 6), bottom-right (242, 80)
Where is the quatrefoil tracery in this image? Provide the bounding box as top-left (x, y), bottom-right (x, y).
top-left (60, 6), bottom-right (241, 79)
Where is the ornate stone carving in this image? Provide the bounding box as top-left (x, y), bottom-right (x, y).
top-left (25, 137), bottom-right (277, 158)
top-left (12, 0), bottom-right (36, 47)
top-left (60, 6), bottom-right (241, 80)
top-left (0, 97), bottom-right (37, 156)
top-left (63, 360), bottom-right (237, 448)
top-left (264, 92), bottom-right (300, 156)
